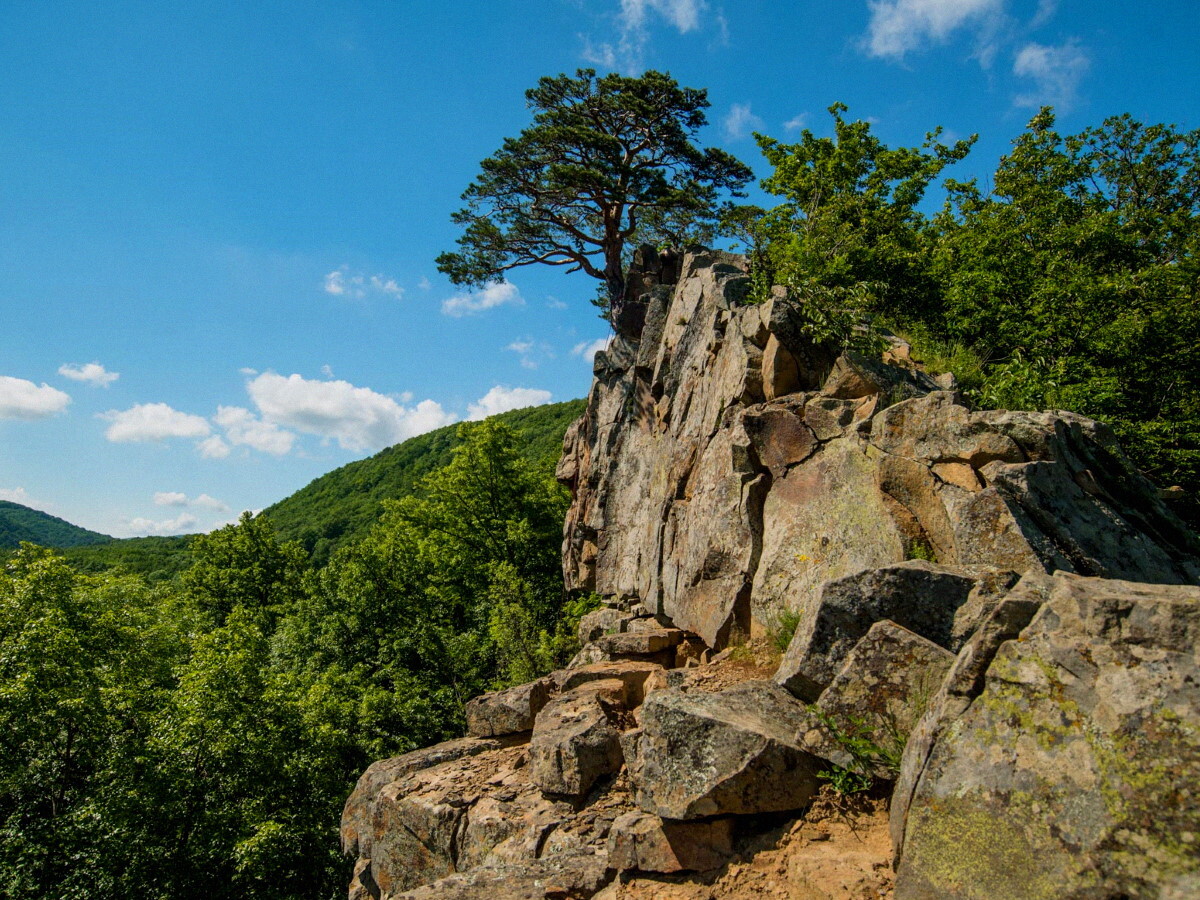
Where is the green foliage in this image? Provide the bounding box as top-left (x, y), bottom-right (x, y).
top-left (60, 535), bottom-right (195, 583)
top-left (809, 706), bottom-right (902, 796)
top-left (739, 103), bottom-right (973, 319)
top-left (932, 109), bottom-right (1200, 491)
top-left (436, 69), bottom-right (752, 311)
top-left (264, 398), bottom-right (585, 567)
top-left (769, 607), bottom-right (802, 653)
top-left (0, 500), bottom-right (112, 549)
top-left (0, 413), bottom-right (578, 898)
top-left (743, 103), bottom-right (1200, 499)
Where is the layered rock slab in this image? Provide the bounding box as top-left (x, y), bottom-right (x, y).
top-left (626, 680), bottom-right (822, 820)
top-left (800, 619), bottom-right (955, 780)
top-left (775, 561), bottom-right (979, 701)
top-left (560, 250), bottom-right (1200, 651)
top-left (895, 575), bottom-right (1200, 899)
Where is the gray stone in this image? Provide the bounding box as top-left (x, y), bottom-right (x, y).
top-left (895, 575), bottom-right (1200, 899)
top-left (393, 852), bottom-right (611, 899)
top-left (801, 620), bottom-right (955, 780)
top-left (607, 810), bottom-right (734, 874)
top-left (465, 678), bottom-right (554, 738)
top-left (630, 680), bottom-right (823, 819)
top-left (341, 736), bottom-right (509, 858)
top-left (775, 561), bottom-right (979, 701)
top-left (576, 607), bottom-right (635, 645)
top-left (556, 660), bottom-right (662, 707)
top-left (528, 687), bottom-right (624, 797)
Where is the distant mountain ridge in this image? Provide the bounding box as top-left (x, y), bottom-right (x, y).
top-left (264, 399), bottom-right (586, 566)
top-left (37, 399), bottom-right (586, 576)
top-left (0, 500), bottom-right (113, 550)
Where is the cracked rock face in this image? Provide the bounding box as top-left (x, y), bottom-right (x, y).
top-left (559, 250), bottom-right (1200, 649)
top-left (893, 575), bottom-right (1200, 900)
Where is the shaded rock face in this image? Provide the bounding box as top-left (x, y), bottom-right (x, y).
top-left (894, 575), bottom-right (1200, 900)
top-left (559, 251), bottom-right (1200, 650)
top-left (801, 620), bottom-right (955, 780)
top-left (627, 680), bottom-right (823, 820)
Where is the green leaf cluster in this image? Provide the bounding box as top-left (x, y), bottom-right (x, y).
top-left (0, 416), bottom-right (582, 898)
top-left (736, 104), bottom-right (1200, 504)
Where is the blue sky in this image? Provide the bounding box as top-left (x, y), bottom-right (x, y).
top-left (2, 0), bottom-right (1197, 537)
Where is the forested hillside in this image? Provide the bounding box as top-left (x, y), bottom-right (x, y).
top-left (0, 501), bottom-right (112, 550)
top-left (0, 418), bottom-right (587, 899)
top-left (263, 398), bottom-right (585, 565)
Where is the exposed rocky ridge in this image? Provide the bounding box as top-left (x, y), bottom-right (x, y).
top-left (344, 251), bottom-right (1200, 899)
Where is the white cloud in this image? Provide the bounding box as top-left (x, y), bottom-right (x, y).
top-left (546, 296), bottom-right (568, 310)
top-left (0, 376), bottom-right (71, 420)
top-left (0, 487), bottom-right (32, 505)
top-left (723, 103), bottom-right (764, 140)
top-left (418, 276), bottom-right (432, 291)
top-left (246, 372), bottom-right (456, 451)
top-left (442, 281), bottom-right (524, 317)
top-left (584, 0), bottom-right (711, 71)
top-left (154, 491), bottom-right (230, 512)
top-left (863, 0), bottom-right (1003, 60)
top-left (198, 435), bottom-right (231, 459)
top-left (239, 367), bottom-right (259, 376)
top-left (621, 0), bottom-right (706, 33)
top-left (1013, 39), bottom-right (1089, 108)
top-left (214, 405), bottom-right (297, 456)
top-left (467, 386), bottom-right (553, 421)
top-left (58, 362), bottom-right (119, 387)
top-left (572, 338), bottom-right (612, 361)
top-left (126, 513), bottom-right (198, 536)
top-left (321, 364), bottom-right (334, 378)
top-left (101, 403), bottom-right (211, 443)
top-left (783, 113), bottom-right (809, 132)
top-left (504, 337), bottom-right (553, 370)
top-left (324, 266), bottom-right (404, 300)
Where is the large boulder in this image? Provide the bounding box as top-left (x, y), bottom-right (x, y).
top-left (627, 680), bottom-right (823, 820)
top-left (775, 561), bottom-right (980, 701)
top-left (606, 811), bottom-right (734, 874)
top-left (801, 619), bottom-right (955, 780)
top-left (528, 685), bottom-right (625, 798)
top-left (560, 255), bottom-right (1199, 646)
top-left (465, 678), bottom-right (555, 738)
top-left (342, 736), bottom-right (512, 859)
top-left (894, 575), bottom-right (1200, 899)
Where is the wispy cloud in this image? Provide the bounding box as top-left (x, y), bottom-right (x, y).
top-left (246, 372), bottom-right (456, 452)
top-left (154, 491), bottom-right (230, 512)
top-left (126, 512), bottom-right (198, 536)
top-left (783, 113), bottom-right (809, 132)
top-left (582, 0), bottom-right (712, 71)
top-left (198, 436), bottom-right (230, 459)
top-left (572, 338), bottom-right (612, 362)
top-left (442, 281), bottom-right (524, 317)
top-left (101, 403), bottom-right (210, 443)
top-left (324, 266), bottom-right (404, 300)
top-left (58, 362), bottom-right (119, 387)
top-left (862, 0), bottom-right (1003, 60)
top-left (723, 102), bottom-right (764, 140)
top-left (1013, 39), bottom-right (1089, 108)
top-left (0, 487), bottom-right (34, 506)
top-left (504, 337), bottom-right (553, 370)
top-left (467, 386), bottom-right (553, 421)
top-left (0, 376), bottom-right (71, 420)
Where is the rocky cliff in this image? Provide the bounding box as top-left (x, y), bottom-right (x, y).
top-left (343, 250), bottom-right (1200, 899)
